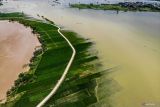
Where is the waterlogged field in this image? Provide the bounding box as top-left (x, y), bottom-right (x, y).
top-left (0, 13), bottom-right (114, 107)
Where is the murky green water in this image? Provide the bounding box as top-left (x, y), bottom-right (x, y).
top-left (1, 0), bottom-right (160, 106)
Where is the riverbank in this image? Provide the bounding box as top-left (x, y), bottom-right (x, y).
top-left (70, 2), bottom-right (160, 12)
top-left (0, 13), bottom-right (111, 107)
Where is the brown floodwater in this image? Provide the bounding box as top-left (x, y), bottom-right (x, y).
top-left (0, 21), bottom-right (40, 101)
top-left (1, 0), bottom-right (160, 107)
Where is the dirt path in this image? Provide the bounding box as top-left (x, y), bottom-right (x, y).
top-left (36, 25), bottom-right (76, 107)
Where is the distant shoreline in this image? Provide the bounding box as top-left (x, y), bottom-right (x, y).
top-left (70, 2), bottom-right (160, 12)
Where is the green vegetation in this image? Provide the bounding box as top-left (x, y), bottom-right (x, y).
top-left (0, 13), bottom-right (24, 18)
top-left (0, 13), bottom-right (113, 107)
top-left (70, 3), bottom-right (160, 12)
top-left (70, 4), bottom-right (128, 11)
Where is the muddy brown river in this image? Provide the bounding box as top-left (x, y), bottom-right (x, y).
top-left (0, 21), bottom-right (40, 101)
top-left (0, 0), bottom-right (160, 106)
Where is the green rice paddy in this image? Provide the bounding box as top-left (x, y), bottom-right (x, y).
top-left (0, 13), bottom-right (112, 107)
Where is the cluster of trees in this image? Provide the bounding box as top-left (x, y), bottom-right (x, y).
top-left (7, 46), bottom-right (44, 97)
top-left (7, 49), bottom-right (43, 96)
top-left (7, 73), bottom-right (35, 97)
top-left (29, 48), bottom-right (43, 70)
top-left (41, 16), bottom-right (54, 24)
top-left (34, 48), bottom-right (43, 56)
top-left (118, 2), bottom-right (160, 11)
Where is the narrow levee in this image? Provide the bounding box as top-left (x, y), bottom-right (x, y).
top-left (36, 23), bottom-right (76, 107)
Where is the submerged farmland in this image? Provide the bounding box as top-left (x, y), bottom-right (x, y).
top-left (0, 13), bottom-right (113, 107)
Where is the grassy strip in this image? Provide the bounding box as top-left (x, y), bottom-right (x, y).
top-left (0, 13), bottom-right (25, 18)
top-left (70, 3), bottom-right (160, 12)
top-left (0, 13), bottom-right (112, 107)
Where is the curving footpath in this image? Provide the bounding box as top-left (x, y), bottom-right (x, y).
top-left (36, 25), bottom-right (76, 107)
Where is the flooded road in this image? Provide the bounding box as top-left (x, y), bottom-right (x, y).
top-left (0, 21), bottom-right (40, 101)
top-left (0, 0), bottom-right (160, 106)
